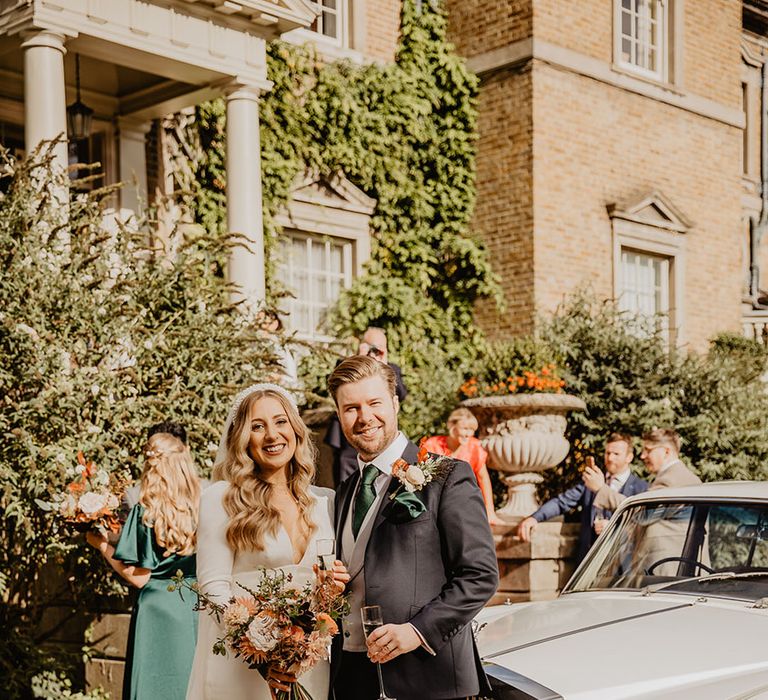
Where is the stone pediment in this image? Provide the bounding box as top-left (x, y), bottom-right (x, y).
top-left (176, 0), bottom-right (317, 32)
top-left (290, 171), bottom-right (376, 215)
top-left (607, 190), bottom-right (692, 233)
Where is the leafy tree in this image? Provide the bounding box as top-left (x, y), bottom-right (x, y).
top-left (0, 145), bottom-right (279, 697)
top-left (182, 0), bottom-right (500, 437)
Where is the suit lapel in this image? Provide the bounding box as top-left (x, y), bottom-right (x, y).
top-left (371, 440), bottom-right (419, 532)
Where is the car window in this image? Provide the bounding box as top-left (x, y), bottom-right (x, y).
top-left (564, 500), bottom-right (768, 601)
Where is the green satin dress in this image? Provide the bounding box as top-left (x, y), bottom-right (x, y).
top-left (113, 504), bottom-right (198, 700)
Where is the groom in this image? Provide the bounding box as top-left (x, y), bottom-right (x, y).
top-left (328, 356), bottom-right (498, 700)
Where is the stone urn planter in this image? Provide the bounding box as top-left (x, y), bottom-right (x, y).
top-left (462, 393), bottom-right (586, 521)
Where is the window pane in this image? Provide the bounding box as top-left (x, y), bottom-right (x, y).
top-left (278, 232), bottom-right (353, 338)
top-left (618, 0), bottom-right (664, 77)
top-left (619, 250), bottom-right (668, 329)
top-left (322, 12), bottom-right (337, 38)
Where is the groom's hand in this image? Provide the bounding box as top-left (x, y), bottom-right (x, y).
top-left (366, 623), bottom-right (420, 664)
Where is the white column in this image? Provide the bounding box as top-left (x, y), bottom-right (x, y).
top-left (116, 117), bottom-right (151, 217)
top-left (225, 83), bottom-right (265, 309)
top-left (22, 31), bottom-right (68, 170)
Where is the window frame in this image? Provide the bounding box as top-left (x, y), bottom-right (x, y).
top-left (617, 247), bottom-right (673, 342)
top-left (614, 0), bottom-right (680, 85)
top-left (289, 0), bottom-right (349, 50)
top-left (276, 230), bottom-right (354, 342)
top-left (610, 193), bottom-right (689, 347)
top-left (274, 171), bottom-right (375, 342)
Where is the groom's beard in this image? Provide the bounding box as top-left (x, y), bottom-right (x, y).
top-left (346, 420), bottom-right (397, 462)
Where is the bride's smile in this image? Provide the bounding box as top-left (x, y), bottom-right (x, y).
top-left (248, 396), bottom-right (297, 474)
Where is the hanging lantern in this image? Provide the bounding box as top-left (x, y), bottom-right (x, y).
top-left (67, 54), bottom-right (93, 140)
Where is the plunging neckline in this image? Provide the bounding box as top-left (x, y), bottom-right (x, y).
top-left (278, 492), bottom-right (318, 565)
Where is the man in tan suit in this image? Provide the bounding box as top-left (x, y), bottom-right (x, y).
top-left (584, 428), bottom-right (702, 578)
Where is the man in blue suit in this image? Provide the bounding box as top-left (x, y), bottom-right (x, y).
top-left (517, 433), bottom-right (649, 562)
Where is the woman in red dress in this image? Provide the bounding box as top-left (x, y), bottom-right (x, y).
top-left (423, 408), bottom-right (502, 525)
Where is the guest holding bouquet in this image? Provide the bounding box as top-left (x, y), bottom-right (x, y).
top-left (186, 383), bottom-right (349, 700)
top-left (87, 432), bottom-right (201, 700)
top-left (423, 407), bottom-right (502, 525)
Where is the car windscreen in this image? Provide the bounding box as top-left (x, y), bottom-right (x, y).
top-left (563, 500), bottom-right (768, 600)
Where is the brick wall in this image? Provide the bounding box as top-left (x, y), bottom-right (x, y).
top-left (534, 0), bottom-right (612, 63)
top-left (365, 0), bottom-right (401, 62)
top-left (472, 65), bottom-right (536, 338)
top-left (685, 0), bottom-right (742, 108)
top-left (532, 62), bottom-right (744, 349)
top-left (446, 0), bottom-right (532, 59)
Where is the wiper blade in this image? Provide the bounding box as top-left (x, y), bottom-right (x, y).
top-left (697, 571), bottom-right (768, 583)
top-left (643, 570), bottom-right (768, 595)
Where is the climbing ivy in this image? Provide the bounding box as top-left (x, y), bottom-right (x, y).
top-left (184, 0), bottom-right (500, 436)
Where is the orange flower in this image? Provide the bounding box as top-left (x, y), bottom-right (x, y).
top-left (417, 440), bottom-right (429, 463)
top-left (392, 458), bottom-right (409, 478)
top-left (315, 612), bottom-right (338, 636)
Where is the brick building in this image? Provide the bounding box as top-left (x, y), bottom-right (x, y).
top-left (446, 0), bottom-right (768, 350)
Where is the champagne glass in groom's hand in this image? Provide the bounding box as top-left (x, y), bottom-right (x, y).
top-left (361, 605), bottom-right (396, 700)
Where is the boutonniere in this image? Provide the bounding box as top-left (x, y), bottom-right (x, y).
top-left (383, 440), bottom-right (453, 524)
top-left (391, 440), bottom-right (450, 496)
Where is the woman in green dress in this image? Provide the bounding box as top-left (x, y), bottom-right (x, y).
top-left (87, 432), bottom-right (201, 700)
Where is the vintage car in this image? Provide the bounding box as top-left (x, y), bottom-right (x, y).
top-left (476, 481), bottom-right (768, 700)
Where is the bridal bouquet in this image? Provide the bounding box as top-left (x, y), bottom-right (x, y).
top-left (36, 451), bottom-right (130, 535)
top-left (172, 567), bottom-right (349, 699)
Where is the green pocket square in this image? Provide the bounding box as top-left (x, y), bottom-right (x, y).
top-left (384, 490), bottom-right (427, 523)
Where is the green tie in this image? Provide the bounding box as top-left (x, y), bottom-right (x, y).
top-left (352, 464), bottom-right (379, 538)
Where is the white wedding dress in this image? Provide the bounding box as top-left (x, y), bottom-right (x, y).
top-left (186, 481), bottom-right (335, 700)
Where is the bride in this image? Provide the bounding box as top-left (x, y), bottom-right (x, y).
top-left (187, 383), bottom-right (348, 699)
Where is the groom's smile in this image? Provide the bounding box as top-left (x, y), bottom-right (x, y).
top-left (335, 375), bottom-right (400, 462)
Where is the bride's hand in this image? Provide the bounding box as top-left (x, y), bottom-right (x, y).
top-left (329, 560), bottom-right (350, 592)
top-left (266, 666), bottom-right (296, 696)
top-left (313, 560), bottom-right (350, 592)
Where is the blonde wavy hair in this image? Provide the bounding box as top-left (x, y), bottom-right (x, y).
top-left (212, 389), bottom-right (317, 553)
top-left (139, 433), bottom-right (200, 557)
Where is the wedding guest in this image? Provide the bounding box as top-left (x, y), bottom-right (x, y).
top-left (585, 428), bottom-right (700, 508)
top-left (186, 383), bottom-right (349, 700)
top-left (518, 432), bottom-right (649, 562)
top-left (325, 327), bottom-right (408, 487)
top-left (423, 407), bottom-right (502, 525)
top-left (585, 427), bottom-right (701, 577)
top-left (123, 420), bottom-right (188, 510)
top-left (87, 432), bottom-right (200, 700)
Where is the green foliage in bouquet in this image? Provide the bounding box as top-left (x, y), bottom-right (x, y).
top-left (535, 294), bottom-right (768, 501)
top-left (0, 144), bottom-right (280, 697)
top-left (182, 0), bottom-right (499, 438)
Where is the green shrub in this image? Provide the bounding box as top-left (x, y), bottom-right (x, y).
top-left (536, 294), bottom-right (768, 500)
top-left (0, 145), bottom-right (279, 697)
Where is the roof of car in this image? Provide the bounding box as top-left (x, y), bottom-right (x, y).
top-left (624, 480), bottom-right (768, 504)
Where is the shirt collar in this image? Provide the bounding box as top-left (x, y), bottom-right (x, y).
top-left (609, 467), bottom-right (631, 486)
top-left (357, 431), bottom-right (408, 476)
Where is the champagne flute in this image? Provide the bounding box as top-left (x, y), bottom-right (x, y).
top-left (316, 538), bottom-right (336, 572)
top-left (361, 605), bottom-right (395, 700)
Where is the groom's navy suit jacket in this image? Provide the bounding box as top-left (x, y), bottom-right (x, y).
top-left (331, 441), bottom-right (499, 700)
top-left (532, 472), bottom-right (649, 562)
